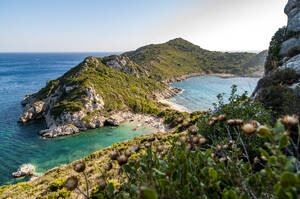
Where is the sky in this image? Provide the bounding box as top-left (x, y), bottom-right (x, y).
top-left (0, 0), bottom-right (287, 52)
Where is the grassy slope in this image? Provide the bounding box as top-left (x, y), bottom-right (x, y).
top-left (123, 38), bottom-right (258, 80)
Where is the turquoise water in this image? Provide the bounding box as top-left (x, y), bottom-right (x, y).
top-left (0, 53), bottom-right (154, 185)
top-left (168, 76), bottom-right (259, 112)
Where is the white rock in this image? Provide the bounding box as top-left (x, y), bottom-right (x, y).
top-left (12, 164), bottom-right (35, 178)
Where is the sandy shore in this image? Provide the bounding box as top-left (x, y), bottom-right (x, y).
top-left (120, 112), bottom-right (168, 132)
top-left (159, 99), bottom-right (191, 113)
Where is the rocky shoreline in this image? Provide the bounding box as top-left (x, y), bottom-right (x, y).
top-left (18, 86), bottom-right (179, 138)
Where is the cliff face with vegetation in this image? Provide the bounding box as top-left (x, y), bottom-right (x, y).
top-left (18, 56), bottom-right (176, 137)
top-left (253, 0), bottom-right (300, 116)
top-left (18, 39), bottom-right (266, 138)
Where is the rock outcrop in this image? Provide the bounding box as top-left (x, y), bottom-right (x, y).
top-left (252, 0), bottom-right (300, 116)
top-left (12, 164), bottom-right (35, 178)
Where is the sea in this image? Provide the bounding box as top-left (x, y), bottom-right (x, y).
top-left (0, 53), bottom-right (259, 185)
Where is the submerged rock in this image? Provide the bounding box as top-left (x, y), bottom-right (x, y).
top-left (12, 164), bottom-right (35, 178)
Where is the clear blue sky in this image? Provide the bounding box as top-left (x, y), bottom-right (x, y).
top-left (0, 0), bottom-right (287, 52)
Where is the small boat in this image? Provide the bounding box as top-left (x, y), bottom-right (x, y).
top-left (133, 127), bottom-right (138, 130)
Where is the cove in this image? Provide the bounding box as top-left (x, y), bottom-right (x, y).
top-left (168, 75), bottom-right (259, 112)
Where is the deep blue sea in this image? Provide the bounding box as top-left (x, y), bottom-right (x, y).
top-left (0, 53), bottom-right (259, 185)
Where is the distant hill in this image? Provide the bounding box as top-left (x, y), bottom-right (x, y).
top-left (123, 38), bottom-right (263, 80)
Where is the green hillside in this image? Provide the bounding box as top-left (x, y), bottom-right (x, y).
top-left (123, 38), bottom-right (258, 80)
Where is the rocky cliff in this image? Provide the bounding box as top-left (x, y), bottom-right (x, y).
top-left (18, 56), bottom-right (179, 138)
top-left (252, 0), bottom-right (300, 116)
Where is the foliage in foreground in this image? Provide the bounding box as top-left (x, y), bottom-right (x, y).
top-left (59, 87), bottom-right (299, 199)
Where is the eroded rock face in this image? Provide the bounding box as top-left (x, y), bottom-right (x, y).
top-left (102, 55), bottom-right (143, 77)
top-left (252, 0), bottom-right (300, 115)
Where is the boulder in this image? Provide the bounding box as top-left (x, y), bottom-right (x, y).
top-left (12, 164), bottom-right (35, 178)
top-left (285, 0), bottom-right (300, 15)
top-left (287, 11), bottom-right (300, 33)
top-left (281, 54), bottom-right (300, 74)
top-left (279, 37), bottom-right (300, 57)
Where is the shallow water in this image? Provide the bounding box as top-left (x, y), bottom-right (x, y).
top-left (0, 53), bottom-right (155, 185)
top-left (168, 75), bottom-right (259, 112)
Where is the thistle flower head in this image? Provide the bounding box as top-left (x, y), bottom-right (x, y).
top-left (241, 122), bottom-right (257, 135)
top-left (281, 115), bottom-right (299, 127)
top-left (199, 138), bottom-right (206, 144)
top-left (188, 126), bottom-right (198, 135)
top-left (217, 114), bottom-right (227, 121)
top-left (215, 145), bottom-right (222, 152)
top-left (64, 176), bottom-right (79, 191)
top-left (110, 151), bottom-right (119, 160)
top-left (117, 154), bottom-right (128, 166)
top-left (73, 162), bottom-right (86, 173)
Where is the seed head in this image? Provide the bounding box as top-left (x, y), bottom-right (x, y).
top-left (222, 144), bottom-right (229, 150)
top-left (73, 162), bottom-right (86, 173)
top-left (145, 143), bottom-right (151, 148)
top-left (117, 155), bottom-right (128, 166)
top-left (254, 157), bottom-right (260, 164)
top-left (125, 149), bottom-right (132, 157)
top-left (199, 138), bottom-right (206, 144)
top-left (188, 126), bottom-right (198, 135)
top-left (64, 176), bottom-right (79, 191)
top-left (217, 114), bottom-right (227, 121)
top-left (110, 151), bottom-right (119, 160)
top-left (281, 115), bottom-right (299, 127)
top-left (241, 123), bottom-right (257, 135)
top-left (192, 136), bottom-right (199, 144)
top-left (182, 121), bottom-right (190, 127)
top-left (157, 145), bottom-right (164, 152)
top-left (216, 145), bottom-right (222, 152)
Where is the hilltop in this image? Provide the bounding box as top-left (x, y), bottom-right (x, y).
top-left (123, 38), bottom-right (265, 80)
top-left (18, 38), bottom-right (266, 138)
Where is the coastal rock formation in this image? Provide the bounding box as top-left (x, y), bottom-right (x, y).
top-left (252, 0), bottom-right (300, 115)
top-left (18, 55), bottom-right (173, 137)
top-left (12, 164), bottom-right (35, 178)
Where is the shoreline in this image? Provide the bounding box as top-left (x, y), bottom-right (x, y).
top-left (164, 72), bottom-right (263, 84)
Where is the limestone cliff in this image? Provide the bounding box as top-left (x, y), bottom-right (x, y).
top-left (252, 0), bottom-right (300, 115)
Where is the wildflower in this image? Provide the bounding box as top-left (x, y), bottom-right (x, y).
top-left (281, 115), bottom-right (299, 127)
top-left (73, 162), bottom-right (86, 173)
top-left (64, 176), bottom-right (79, 191)
top-left (125, 149), bottom-right (132, 158)
top-left (216, 145), bottom-right (222, 152)
top-left (117, 155), bottom-right (128, 166)
top-left (110, 151), bottom-right (119, 160)
top-left (217, 114), bottom-right (227, 121)
top-left (176, 117), bottom-right (184, 124)
top-left (157, 145), bottom-right (164, 152)
top-left (189, 126), bottom-right (198, 135)
top-left (254, 157), bottom-right (260, 164)
top-left (199, 138), bottom-right (206, 144)
top-left (241, 123), bottom-right (257, 135)
top-left (98, 176), bottom-right (107, 189)
top-left (222, 144), bottom-right (229, 150)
